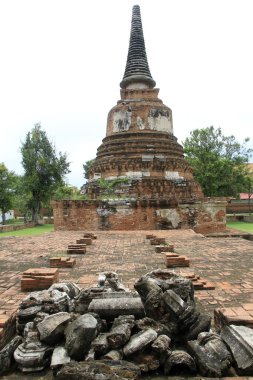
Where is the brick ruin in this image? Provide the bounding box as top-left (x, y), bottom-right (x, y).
top-left (52, 5), bottom-right (226, 233)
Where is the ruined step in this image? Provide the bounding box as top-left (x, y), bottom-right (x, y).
top-left (150, 237), bottom-right (166, 245)
top-left (164, 255), bottom-right (190, 268)
top-left (155, 245), bottom-right (174, 253)
top-left (146, 234), bottom-right (156, 240)
top-left (21, 268), bottom-right (59, 291)
top-left (214, 306), bottom-right (253, 331)
top-left (177, 271), bottom-right (215, 291)
top-left (67, 244), bottom-right (86, 254)
top-left (77, 238), bottom-right (92, 245)
top-left (50, 257), bottom-right (76, 268)
top-left (83, 232), bottom-right (97, 239)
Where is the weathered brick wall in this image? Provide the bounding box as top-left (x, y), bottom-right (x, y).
top-left (51, 199), bottom-right (227, 234)
top-left (226, 202), bottom-right (253, 214)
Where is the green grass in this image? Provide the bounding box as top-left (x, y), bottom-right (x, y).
top-left (227, 221), bottom-right (253, 233)
top-left (0, 224), bottom-right (54, 237)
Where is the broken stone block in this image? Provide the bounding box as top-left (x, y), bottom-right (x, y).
top-left (14, 337), bottom-right (53, 372)
top-left (74, 287), bottom-right (133, 314)
top-left (136, 317), bottom-right (175, 337)
top-left (16, 306), bottom-right (43, 335)
top-left (37, 312), bottom-right (71, 345)
top-left (135, 269), bottom-right (194, 302)
top-left (0, 335), bottom-right (23, 375)
top-left (65, 313), bottom-right (98, 360)
top-left (19, 288), bottom-right (71, 314)
top-left (107, 322), bottom-right (132, 349)
top-left (103, 349), bottom-right (123, 361)
top-left (48, 282), bottom-right (80, 299)
top-left (162, 289), bottom-right (186, 316)
top-left (164, 350), bottom-right (196, 376)
top-left (91, 333), bottom-right (109, 356)
top-left (151, 334), bottom-right (171, 353)
top-left (50, 345), bottom-right (70, 373)
top-left (221, 324), bottom-right (253, 375)
top-left (88, 297), bottom-right (145, 320)
top-left (98, 271), bottom-right (128, 291)
top-left (188, 331), bottom-right (232, 377)
top-left (55, 360), bottom-right (141, 380)
top-left (123, 328), bottom-right (157, 356)
top-left (133, 352), bottom-right (160, 372)
top-left (185, 313), bottom-right (211, 341)
top-left (21, 268), bottom-right (59, 291)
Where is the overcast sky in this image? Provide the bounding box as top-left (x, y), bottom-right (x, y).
top-left (1, 0), bottom-right (253, 187)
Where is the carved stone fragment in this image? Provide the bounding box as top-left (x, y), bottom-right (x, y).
top-left (0, 336), bottom-right (23, 375)
top-left (164, 350), bottom-right (196, 376)
top-left (103, 349), bottom-right (123, 360)
top-left (65, 313), bottom-right (98, 360)
top-left (14, 337), bottom-right (53, 372)
top-left (55, 360), bottom-right (141, 380)
top-left (221, 324), bottom-right (253, 375)
top-left (123, 328), bottom-right (157, 356)
top-left (50, 345), bottom-right (71, 372)
top-left (88, 297), bottom-right (145, 319)
top-left (37, 312), bottom-right (71, 345)
top-left (188, 331), bottom-right (232, 377)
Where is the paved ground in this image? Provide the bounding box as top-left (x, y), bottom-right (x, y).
top-left (1, 229), bottom-right (253, 324)
top-left (1, 228), bottom-right (253, 379)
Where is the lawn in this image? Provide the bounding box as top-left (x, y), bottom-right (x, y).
top-left (227, 221), bottom-right (253, 233)
top-left (0, 224), bottom-right (54, 237)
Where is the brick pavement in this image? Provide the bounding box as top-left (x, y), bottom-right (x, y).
top-left (0, 229), bottom-right (253, 334)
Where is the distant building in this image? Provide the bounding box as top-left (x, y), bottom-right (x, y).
top-left (0, 210), bottom-right (14, 224)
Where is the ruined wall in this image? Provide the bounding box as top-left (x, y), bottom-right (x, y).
top-left (51, 199), bottom-right (227, 234)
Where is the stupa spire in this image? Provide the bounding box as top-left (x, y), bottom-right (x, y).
top-left (120, 4), bottom-right (156, 89)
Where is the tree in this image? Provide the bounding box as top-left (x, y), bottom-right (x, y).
top-left (11, 175), bottom-right (33, 223)
top-left (21, 123), bottom-right (70, 223)
top-left (0, 163), bottom-right (15, 224)
top-left (83, 159), bottom-right (95, 180)
top-left (182, 126), bottom-right (253, 197)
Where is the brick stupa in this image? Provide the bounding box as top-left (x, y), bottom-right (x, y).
top-left (86, 5), bottom-right (203, 204)
top-left (52, 5), bottom-right (226, 232)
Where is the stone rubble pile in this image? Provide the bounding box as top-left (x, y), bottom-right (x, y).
top-left (1, 269), bottom-right (253, 379)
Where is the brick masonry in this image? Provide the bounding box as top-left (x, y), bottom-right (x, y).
top-left (51, 199), bottom-right (227, 234)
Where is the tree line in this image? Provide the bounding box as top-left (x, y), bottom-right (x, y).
top-left (1, 125), bottom-right (253, 225)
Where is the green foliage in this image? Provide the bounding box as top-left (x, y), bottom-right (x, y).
top-left (83, 159), bottom-right (95, 180)
top-left (11, 174), bottom-right (33, 221)
top-left (52, 184), bottom-right (74, 200)
top-left (21, 123), bottom-right (70, 223)
top-left (52, 185), bottom-right (88, 200)
top-left (97, 178), bottom-right (129, 195)
top-left (183, 126), bottom-right (253, 197)
top-left (0, 163), bottom-right (16, 224)
top-left (0, 224), bottom-right (54, 237)
top-left (227, 221), bottom-right (253, 233)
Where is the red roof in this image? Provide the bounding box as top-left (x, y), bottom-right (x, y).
top-left (240, 193), bottom-right (253, 200)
